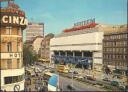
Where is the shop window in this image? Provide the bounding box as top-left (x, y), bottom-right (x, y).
top-left (4, 77), bottom-right (12, 84)
top-left (13, 76), bottom-right (18, 83)
top-left (4, 75), bottom-right (24, 84)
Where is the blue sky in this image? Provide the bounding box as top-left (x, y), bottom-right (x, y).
top-left (15, 0), bottom-right (127, 35)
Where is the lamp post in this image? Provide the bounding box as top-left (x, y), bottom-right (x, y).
top-left (71, 63), bottom-right (73, 91)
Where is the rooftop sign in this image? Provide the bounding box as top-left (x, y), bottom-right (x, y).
top-left (74, 18), bottom-right (95, 27)
top-left (64, 18), bottom-right (98, 33)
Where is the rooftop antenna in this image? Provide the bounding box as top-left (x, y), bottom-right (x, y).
top-left (0, 0), bottom-right (14, 4)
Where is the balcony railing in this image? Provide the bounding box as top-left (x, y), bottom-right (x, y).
top-left (1, 35), bottom-right (22, 42)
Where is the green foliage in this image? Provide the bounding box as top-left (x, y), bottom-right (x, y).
top-left (23, 44), bottom-right (38, 66)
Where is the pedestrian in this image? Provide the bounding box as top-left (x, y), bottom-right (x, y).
top-left (29, 88), bottom-right (31, 91)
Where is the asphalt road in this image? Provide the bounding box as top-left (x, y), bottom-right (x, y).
top-left (59, 75), bottom-right (105, 91)
top-left (32, 64), bottom-right (104, 91)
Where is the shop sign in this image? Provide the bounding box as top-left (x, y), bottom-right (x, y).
top-left (1, 52), bottom-right (22, 59)
top-left (9, 53), bottom-right (21, 58)
top-left (1, 15), bottom-right (28, 26)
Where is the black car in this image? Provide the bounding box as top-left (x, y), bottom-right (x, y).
top-left (73, 71), bottom-right (78, 74)
top-left (67, 85), bottom-right (75, 90)
top-left (50, 70), bottom-right (55, 73)
top-left (111, 81), bottom-right (119, 86)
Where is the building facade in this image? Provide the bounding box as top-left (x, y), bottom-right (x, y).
top-left (32, 36), bottom-right (44, 54)
top-left (103, 29), bottom-right (128, 73)
top-left (0, 1), bottom-right (28, 91)
top-left (25, 22), bottom-right (44, 41)
top-left (50, 20), bottom-right (104, 71)
top-left (39, 34), bottom-right (54, 61)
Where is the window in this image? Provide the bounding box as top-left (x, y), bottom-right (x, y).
top-left (113, 55), bottom-right (115, 59)
top-left (6, 27), bottom-right (12, 35)
top-left (124, 55), bottom-right (127, 60)
top-left (4, 77), bottom-right (12, 84)
top-left (7, 59), bottom-right (12, 69)
top-left (13, 76), bottom-right (18, 83)
top-left (17, 43), bottom-right (21, 52)
top-left (17, 59), bottom-right (20, 68)
top-left (7, 42), bottom-right (12, 52)
top-left (18, 28), bottom-right (22, 35)
top-left (124, 41), bottom-right (126, 46)
top-left (4, 75), bottom-right (24, 84)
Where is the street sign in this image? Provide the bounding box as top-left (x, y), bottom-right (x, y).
top-left (14, 84), bottom-right (20, 91)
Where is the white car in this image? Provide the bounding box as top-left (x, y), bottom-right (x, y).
top-left (74, 75), bottom-right (83, 79)
top-left (69, 70), bottom-right (73, 73)
top-left (35, 67), bottom-right (42, 73)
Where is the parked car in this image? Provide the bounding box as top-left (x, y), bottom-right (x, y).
top-left (74, 75), bottom-right (83, 80)
top-left (69, 70), bottom-right (73, 73)
top-left (73, 71), bottom-right (78, 74)
top-left (86, 75), bottom-right (96, 81)
top-left (102, 78), bottom-right (111, 82)
top-left (50, 70), bottom-right (55, 73)
top-left (125, 85), bottom-right (128, 91)
top-left (111, 81), bottom-right (119, 86)
top-left (67, 85), bottom-right (75, 90)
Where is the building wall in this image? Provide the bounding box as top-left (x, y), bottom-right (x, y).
top-left (25, 23), bottom-right (44, 41)
top-left (51, 31), bottom-right (103, 51)
top-left (50, 31), bottom-right (104, 70)
top-left (0, 26), bottom-right (25, 91)
top-left (0, 5), bottom-right (27, 91)
top-left (32, 37), bottom-right (44, 54)
top-left (40, 35), bottom-right (54, 60)
top-left (1, 68), bottom-right (25, 91)
top-left (103, 31), bottom-right (128, 70)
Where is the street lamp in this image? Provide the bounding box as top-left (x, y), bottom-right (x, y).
top-left (71, 63), bottom-right (77, 91)
top-left (71, 63), bottom-right (73, 91)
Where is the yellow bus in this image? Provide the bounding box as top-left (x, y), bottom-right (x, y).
top-left (56, 65), bottom-right (69, 73)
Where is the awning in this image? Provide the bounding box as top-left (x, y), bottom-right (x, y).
top-left (48, 75), bottom-right (58, 87)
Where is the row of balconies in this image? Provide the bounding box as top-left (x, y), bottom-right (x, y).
top-left (1, 35), bottom-right (22, 42)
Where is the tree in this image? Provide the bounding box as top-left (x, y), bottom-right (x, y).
top-left (23, 44), bottom-right (38, 66)
top-left (45, 33), bottom-right (54, 38)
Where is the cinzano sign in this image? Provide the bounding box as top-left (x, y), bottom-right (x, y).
top-left (1, 15), bottom-right (28, 26)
